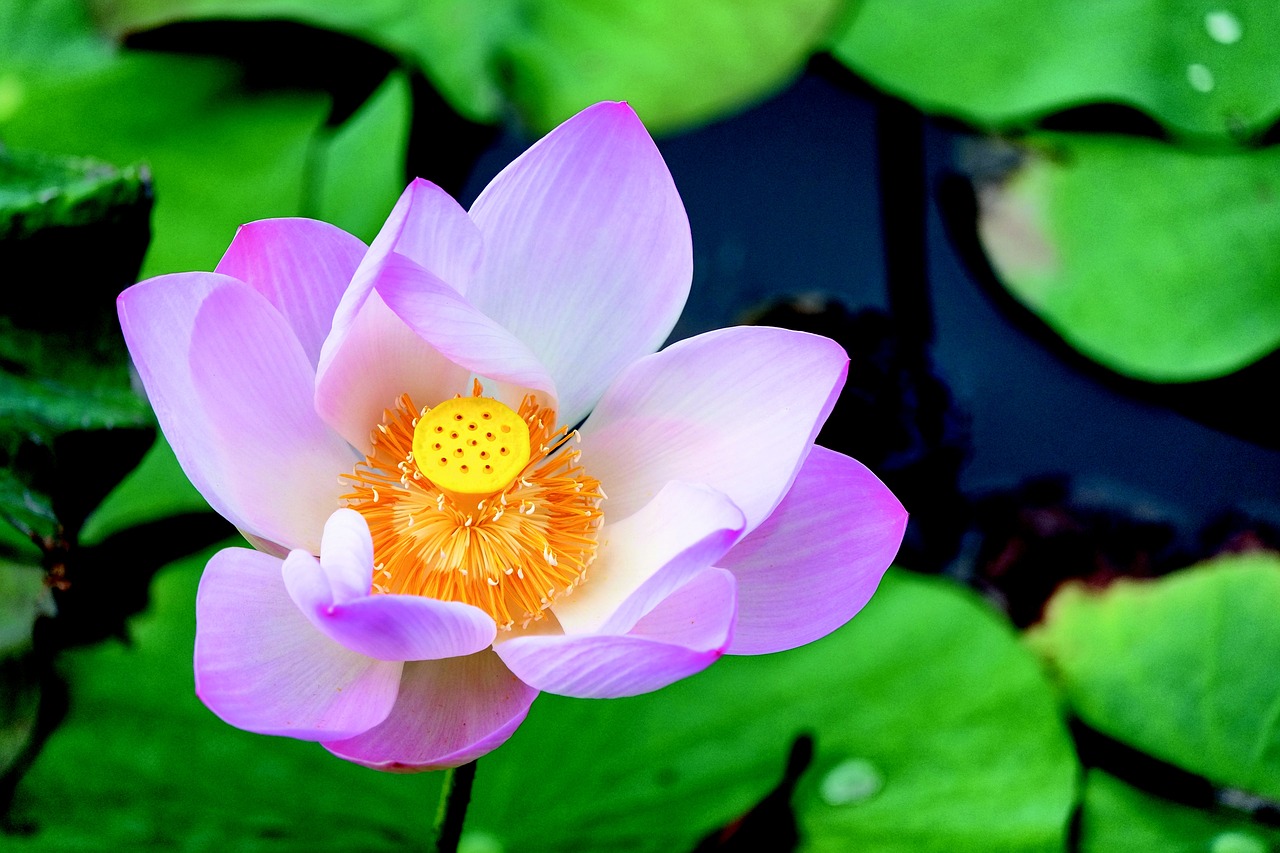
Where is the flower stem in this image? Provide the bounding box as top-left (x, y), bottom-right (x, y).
top-left (431, 760), bottom-right (478, 853)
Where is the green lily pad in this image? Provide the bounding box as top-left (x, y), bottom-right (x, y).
top-left (90, 0), bottom-right (851, 134)
top-left (0, 0), bottom-right (110, 78)
top-left (971, 132), bottom-right (1280, 382)
top-left (467, 571), bottom-right (1077, 852)
top-left (0, 148), bottom-right (149, 239)
top-left (830, 0), bottom-right (1280, 141)
top-left (1028, 551), bottom-right (1280, 802)
top-left (0, 3), bottom-right (408, 276)
top-left (314, 69), bottom-right (410, 242)
top-left (494, 0), bottom-right (851, 134)
top-left (0, 143), bottom-right (155, 545)
top-left (1079, 771), bottom-right (1279, 853)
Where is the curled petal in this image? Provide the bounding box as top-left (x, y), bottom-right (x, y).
top-left (316, 507), bottom-right (376, 604)
top-left (551, 481), bottom-right (744, 636)
top-left (357, 177), bottom-right (482, 297)
top-left (579, 326), bottom-right (847, 531)
top-left (195, 546), bottom-right (401, 741)
top-left (374, 252), bottom-right (558, 408)
top-left (722, 446), bottom-right (906, 655)
top-left (323, 652), bottom-right (538, 772)
top-left (314, 287), bottom-right (471, 449)
top-left (282, 511), bottom-right (497, 662)
top-left (324, 180), bottom-right (481, 358)
top-left (215, 218), bottom-right (366, 366)
top-left (468, 102), bottom-right (692, 425)
top-left (315, 179), bottom-right (483, 449)
top-left (496, 568), bottom-right (736, 699)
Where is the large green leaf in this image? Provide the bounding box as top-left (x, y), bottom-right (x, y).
top-left (1079, 771), bottom-right (1278, 853)
top-left (313, 69), bottom-right (410, 242)
top-left (0, 2), bottom-right (409, 276)
top-left (830, 0), bottom-right (1280, 141)
top-left (1028, 552), bottom-right (1280, 801)
top-left (89, 0), bottom-right (514, 123)
top-left (0, 147), bottom-right (148, 239)
top-left (91, 0), bottom-right (852, 134)
top-left (0, 145), bottom-right (154, 545)
top-left (494, 0), bottom-right (851, 134)
top-left (10, 563), bottom-right (1077, 850)
top-left (972, 132), bottom-right (1280, 381)
top-left (466, 571), bottom-right (1076, 853)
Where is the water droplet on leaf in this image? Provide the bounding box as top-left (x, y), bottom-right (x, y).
top-left (1210, 831), bottom-right (1267, 853)
top-left (459, 831), bottom-right (505, 853)
top-left (1186, 63), bottom-right (1216, 92)
top-left (1204, 10), bottom-right (1243, 44)
top-left (819, 758), bottom-right (884, 805)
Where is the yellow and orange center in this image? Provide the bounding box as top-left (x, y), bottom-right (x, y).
top-left (340, 382), bottom-right (604, 631)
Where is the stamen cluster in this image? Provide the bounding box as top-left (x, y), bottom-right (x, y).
top-left (342, 390), bottom-right (604, 630)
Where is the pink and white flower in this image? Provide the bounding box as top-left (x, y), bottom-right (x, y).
top-left (117, 102), bottom-right (906, 771)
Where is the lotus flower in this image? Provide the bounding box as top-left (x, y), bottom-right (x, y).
top-left (117, 102), bottom-right (906, 771)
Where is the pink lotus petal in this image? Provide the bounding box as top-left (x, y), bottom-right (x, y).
top-left (119, 272), bottom-right (254, 533)
top-left (314, 180), bottom-right (484, 449)
top-left (195, 546), bottom-right (401, 741)
top-left (189, 282), bottom-right (357, 553)
top-left (551, 481), bottom-right (744, 636)
top-left (324, 181), bottom-right (481, 354)
top-left (356, 177), bottom-right (482, 296)
top-left (314, 286), bottom-right (472, 450)
top-left (374, 251), bottom-right (558, 409)
top-left (316, 506), bottom-right (376, 604)
top-left (119, 274), bottom-right (354, 552)
top-left (215, 218), bottom-right (366, 366)
top-left (722, 446), bottom-right (907, 654)
top-left (468, 102), bottom-right (692, 426)
top-left (578, 326), bottom-right (848, 531)
top-left (281, 510), bottom-right (497, 662)
top-left (496, 568), bottom-right (736, 699)
top-left (322, 652), bottom-right (537, 771)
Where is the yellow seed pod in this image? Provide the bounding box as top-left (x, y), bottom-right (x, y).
top-left (412, 396), bottom-right (531, 495)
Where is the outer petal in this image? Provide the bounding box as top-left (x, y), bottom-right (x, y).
top-left (322, 651), bottom-right (538, 772)
top-left (190, 282), bottom-right (356, 552)
top-left (721, 446), bottom-right (907, 655)
top-left (119, 272), bottom-right (248, 532)
top-left (195, 546), bottom-right (401, 741)
top-left (496, 567), bottom-right (736, 699)
top-left (468, 102), bottom-right (693, 426)
top-left (578, 326), bottom-right (848, 531)
top-left (282, 510), bottom-right (497, 662)
top-left (119, 274), bottom-right (354, 552)
top-left (551, 481), bottom-right (744, 636)
top-left (215, 218), bottom-right (367, 366)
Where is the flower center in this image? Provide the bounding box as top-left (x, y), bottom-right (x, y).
top-left (410, 395), bottom-right (531, 496)
top-left (341, 384), bottom-right (604, 631)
